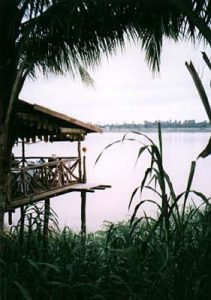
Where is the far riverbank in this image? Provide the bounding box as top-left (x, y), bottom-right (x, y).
top-left (100, 120), bottom-right (211, 133)
top-left (102, 127), bottom-right (211, 133)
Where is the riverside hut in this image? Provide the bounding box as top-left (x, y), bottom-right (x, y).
top-left (7, 99), bottom-right (110, 233)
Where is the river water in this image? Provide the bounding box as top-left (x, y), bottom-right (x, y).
top-left (12, 131), bottom-right (211, 232)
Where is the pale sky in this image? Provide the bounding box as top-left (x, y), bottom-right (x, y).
top-left (20, 38), bottom-right (211, 125)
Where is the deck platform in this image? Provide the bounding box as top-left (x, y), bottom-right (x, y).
top-left (6, 182), bottom-right (111, 212)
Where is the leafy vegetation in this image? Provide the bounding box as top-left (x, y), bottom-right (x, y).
top-left (1, 205), bottom-right (211, 300)
top-left (1, 127), bottom-right (211, 300)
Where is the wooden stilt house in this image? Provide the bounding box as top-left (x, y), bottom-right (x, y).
top-left (7, 99), bottom-right (110, 233)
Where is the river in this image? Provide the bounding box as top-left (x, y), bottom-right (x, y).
top-left (12, 131), bottom-right (211, 232)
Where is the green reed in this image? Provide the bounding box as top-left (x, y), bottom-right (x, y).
top-left (1, 210), bottom-right (211, 300)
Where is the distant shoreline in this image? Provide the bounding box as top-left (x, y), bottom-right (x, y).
top-left (102, 127), bottom-right (211, 133)
top-left (99, 120), bottom-right (211, 133)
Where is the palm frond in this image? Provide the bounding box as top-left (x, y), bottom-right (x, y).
top-left (1, 0), bottom-right (210, 98)
top-left (16, 0), bottom-right (188, 77)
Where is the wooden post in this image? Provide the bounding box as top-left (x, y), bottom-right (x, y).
top-left (28, 213), bottom-right (32, 244)
top-left (78, 138), bottom-right (82, 182)
top-left (8, 210), bottom-right (13, 225)
top-left (20, 139), bottom-right (25, 236)
top-left (22, 139), bottom-right (25, 168)
top-left (19, 206), bottom-right (25, 243)
top-left (43, 198), bottom-right (50, 239)
top-left (81, 147), bottom-right (87, 235)
top-left (42, 198), bottom-right (50, 259)
top-left (82, 147), bottom-right (87, 183)
top-left (81, 191), bottom-right (86, 235)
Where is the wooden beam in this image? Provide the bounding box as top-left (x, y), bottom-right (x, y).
top-left (6, 185), bottom-right (93, 211)
top-left (33, 104), bottom-right (102, 133)
top-left (15, 156), bottom-right (78, 160)
top-left (16, 113), bottom-right (58, 132)
top-left (60, 128), bottom-right (86, 134)
top-left (49, 134), bottom-right (85, 142)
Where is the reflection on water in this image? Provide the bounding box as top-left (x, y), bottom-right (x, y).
top-left (12, 131), bottom-right (211, 232)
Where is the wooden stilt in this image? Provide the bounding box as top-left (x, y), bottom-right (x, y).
top-left (20, 139), bottom-right (26, 238)
top-left (81, 147), bottom-right (87, 235)
top-left (43, 198), bottom-right (50, 239)
top-left (78, 138), bottom-right (82, 182)
top-left (81, 191), bottom-right (86, 235)
top-left (8, 211), bottom-right (13, 225)
top-left (21, 140), bottom-right (25, 165)
top-left (28, 213), bottom-right (32, 234)
top-left (19, 206), bottom-right (25, 243)
top-left (43, 198), bottom-right (50, 260)
top-left (82, 147), bottom-right (87, 183)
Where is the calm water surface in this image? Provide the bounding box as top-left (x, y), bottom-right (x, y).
top-left (12, 131), bottom-right (211, 232)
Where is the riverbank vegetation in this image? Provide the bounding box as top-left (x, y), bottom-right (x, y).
top-left (1, 203), bottom-right (211, 300)
top-left (1, 127), bottom-right (211, 300)
top-left (1, 0), bottom-right (211, 233)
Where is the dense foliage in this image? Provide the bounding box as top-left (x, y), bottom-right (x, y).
top-left (1, 206), bottom-right (211, 300)
top-left (1, 0), bottom-right (211, 233)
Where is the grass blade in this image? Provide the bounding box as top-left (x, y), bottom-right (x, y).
top-left (183, 161), bottom-right (197, 215)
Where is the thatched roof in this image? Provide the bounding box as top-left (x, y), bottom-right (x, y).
top-left (12, 99), bottom-right (101, 142)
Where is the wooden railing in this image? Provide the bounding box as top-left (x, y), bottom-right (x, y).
top-left (11, 157), bottom-right (81, 199)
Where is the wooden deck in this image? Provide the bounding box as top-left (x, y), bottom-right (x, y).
top-left (7, 156), bottom-right (111, 212)
top-left (7, 156), bottom-right (111, 234)
top-left (6, 183), bottom-right (111, 212)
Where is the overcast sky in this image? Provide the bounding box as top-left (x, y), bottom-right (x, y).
top-left (20, 38), bottom-right (211, 125)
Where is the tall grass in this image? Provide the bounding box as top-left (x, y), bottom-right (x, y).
top-left (1, 210), bottom-right (211, 300)
top-left (1, 127), bottom-right (211, 300)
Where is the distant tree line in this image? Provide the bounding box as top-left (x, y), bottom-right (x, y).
top-left (101, 120), bottom-right (211, 131)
